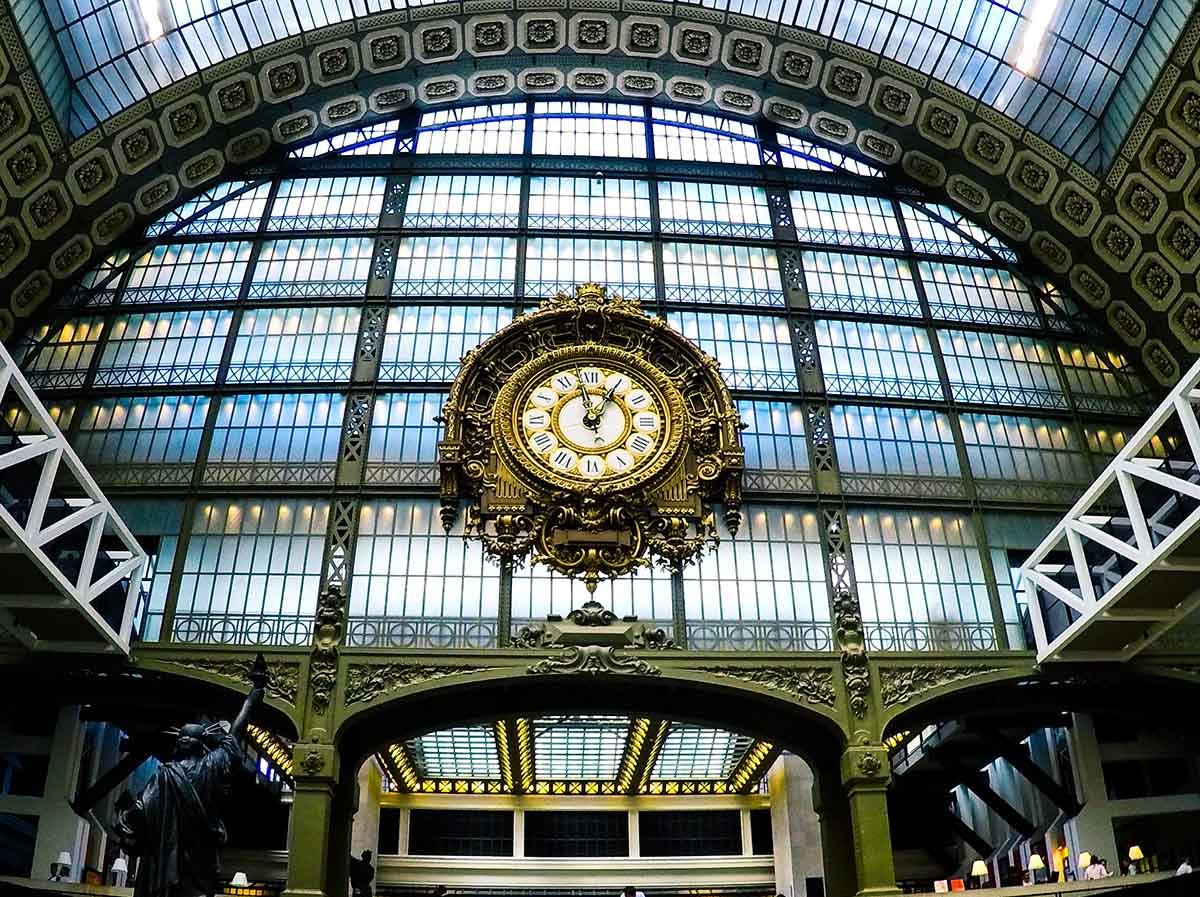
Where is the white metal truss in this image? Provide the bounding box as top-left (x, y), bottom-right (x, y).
top-left (1022, 356), bottom-right (1200, 662)
top-left (0, 340), bottom-right (146, 654)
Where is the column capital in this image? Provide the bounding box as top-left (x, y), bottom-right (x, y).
top-left (840, 745), bottom-right (890, 790)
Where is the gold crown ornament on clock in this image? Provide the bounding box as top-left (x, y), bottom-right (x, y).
top-left (438, 283), bottom-right (745, 592)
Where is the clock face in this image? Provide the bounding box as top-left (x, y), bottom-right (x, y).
top-left (519, 364), bottom-right (666, 483)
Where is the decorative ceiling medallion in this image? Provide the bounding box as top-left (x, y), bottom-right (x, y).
top-left (439, 283), bottom-right (744, 592)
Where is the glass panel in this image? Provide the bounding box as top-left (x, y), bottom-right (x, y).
top-left (392, 236), bottom-right (518, 299)
top-left (533, 102), bottom-right (647, 159)
top-left (919, 261), bottom-right (1041, 328)
top-left (525, 238), bottom-right (655, 302)
top-left (293, 121), bottom-right (403, 158)
top-left (816, 321), bottom-right (942, 400)
top-left (1085, 424), bottom-right (1172, 460)
top-left (368, 393), bottom-right (446, 464)
top-left (1057, 344), bottom-right (1146, 415)
top-left (832, 406), bottom-right (960, 476)
top-left (22, 317), bottom-right (105, 389)
top-left (662, 243), bottom-right (783, 307)
top-left (669, 312), bottom-right (797, 391)
top-left (346, 499), bottom-right (501, 649)
top-left (95, 310), bottom-right (231, 388)
top-left (416, 104), bottom-right (526, 155)
top-left (378, 306), bottom-right (511, 382)
top-left (534, 716), bottom-right (629, 780)
top-left (510, 564), bottom-right (673, 629)
top-left (112, 498), bottom-right (184, 643)
top-left (657, 182), bottom-right (772, 239)
top-left (172, 499), bottom-right (328, 646)
top-left (737, 400), bottom-right (808, 471)
top-left (652, 725), bottom-right (755, 780)
top-left (961, 414), bottom-right (1092, 483)
top-left (123, 242), bottom-right (252, 304)
top-left (267, 176), bottom-right (387, 230)
top-left (682, 505), bottom-right (831, 651)
top-left (803, 252), bottom-right (920, 316)
top-left (208, 393), bottom-right (344, 467)
top-left (365, 392), bottom-right (446, 486)
top-left (62, 250), bottom-right (129, 307)
top-left (145, 181), bottom-right (271, 237)
top-left (227, 307), bottom-right (360, 384)
top-left (902, 203), bottom-right (1017, 262)
top-left (777, 133), bottom-right (883, 177)
top-left (652, 108), bottom-right (759, 165)
top-left (849, 508), bottom-right (996, 652)
top-left (789, 191), bottom-right (903, 249)
top-left (938, 330), bottom-right (1067, 409)
top-left (528, 176), bottom-right (652, 232)
top-left (249, 237), bottom-right (374, 300)
top-left (407, 727), bottom-right (501, 780)
top-left (73, 395), bottom-right (209, 472)
top-left (403, 175), bottom-right (522, 229)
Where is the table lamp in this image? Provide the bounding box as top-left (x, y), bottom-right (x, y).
top-left (971, 860), bottom-right (989, 888)
top-left (1078, 851), bottom-right (1092, 871)
top-left (230, 872), bottom-right (250, 887)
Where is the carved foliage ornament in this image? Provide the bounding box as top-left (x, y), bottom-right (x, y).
top-left (701, 665), bottom-right (836, 707)
top-left (344, 663), bottom-right (489, 706)
top-left (162, 657), bottom-right (300, 706)
top-left (438, 283), bottom-right (744, 593)
top-left (878, 665), bottom-right (1005, 710)
top-left (308, 583), bottom-right (345, 715)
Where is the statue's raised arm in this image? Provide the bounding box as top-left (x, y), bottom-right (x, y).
top-left (230, 652), bottom-right (269, 745)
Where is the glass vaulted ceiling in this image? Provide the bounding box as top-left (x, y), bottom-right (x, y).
top-left (38, 0), bottom-right (1189, 171)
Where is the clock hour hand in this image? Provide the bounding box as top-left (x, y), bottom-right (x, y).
top-left (584, 382), bottom-right (619, 429)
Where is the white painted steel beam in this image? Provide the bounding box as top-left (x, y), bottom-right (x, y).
top-left (1022, 356), bottom-right (1200, 662)
top-left (0, 341), bottom-right (146, 654)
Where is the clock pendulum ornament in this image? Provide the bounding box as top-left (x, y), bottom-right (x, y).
top-left (438, 283), bottom-right (744, 592)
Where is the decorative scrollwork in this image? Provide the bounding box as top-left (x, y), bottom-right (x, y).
top-left (878, 665), bottom-right (1005, 709)
top-left (160, 657), bottom-right (300, 706)
top-left (344, 663), bottom-right (490, 706)
top-left (308, 583), bottom-right (345, 716)
top-left (700, 665), bottom-right (837, 707)
top-left (834, 585), bottom-right (871, 719)
top-left (565, 599), bottom-right (618, 626)
top-left (527, 645), bottom-right (661, 677)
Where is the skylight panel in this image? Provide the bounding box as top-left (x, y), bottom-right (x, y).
top-left (406, 726), bottom-right (502, 780)
top-left (533, 715), bottom-right (629, 780)
top-left (777, 133), bottom-right (883, 177)
top-left (652, 725), bottom-right (755, 780)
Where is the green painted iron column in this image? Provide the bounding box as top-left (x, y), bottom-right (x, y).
top-left (841, 746), bottom-right (899, 897)
top-left (284, 740), bottom-right (340, 897)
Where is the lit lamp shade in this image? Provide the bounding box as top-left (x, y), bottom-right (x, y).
top-left (54, 852), bottom-right (72, 868)
top-left (1078, 852), bottom-right (1092, 870)
top-left (111, 857), bottom-right (128, 873)
top-left (1129, 846), bottom-right (1145, 862)
top-left (1028, 855), bottom-right (1046, 871)
top-left (230, 872), bottom-right (250, 887)
top-left (971, 861), bottom-right (989, 878)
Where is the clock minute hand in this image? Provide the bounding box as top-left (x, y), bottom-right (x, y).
top-left (588, 382), bottom-right (619, 424)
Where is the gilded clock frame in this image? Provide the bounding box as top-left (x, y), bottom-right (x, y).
top-left (496, 345), bottom-right (689, 495)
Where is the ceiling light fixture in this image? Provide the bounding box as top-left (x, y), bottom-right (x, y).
top-left (1015, 0), bottom-right (1059, 75)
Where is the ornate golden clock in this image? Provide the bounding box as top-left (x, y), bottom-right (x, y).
top-left (439, 283), bottom-right (743, 592)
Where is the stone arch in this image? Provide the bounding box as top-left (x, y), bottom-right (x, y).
top-left (332, 663), bottom-right (850, 771)
top-left (0, 6), bottom-right (1197, 378)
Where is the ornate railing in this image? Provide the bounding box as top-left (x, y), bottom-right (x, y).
top-left (170, 611), bottom-right (313, 646)
top-left (864, 622), bottom-right (998, 653)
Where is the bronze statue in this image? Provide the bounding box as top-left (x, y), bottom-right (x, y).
top-left (115, 654), bottom-right (269, 897)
